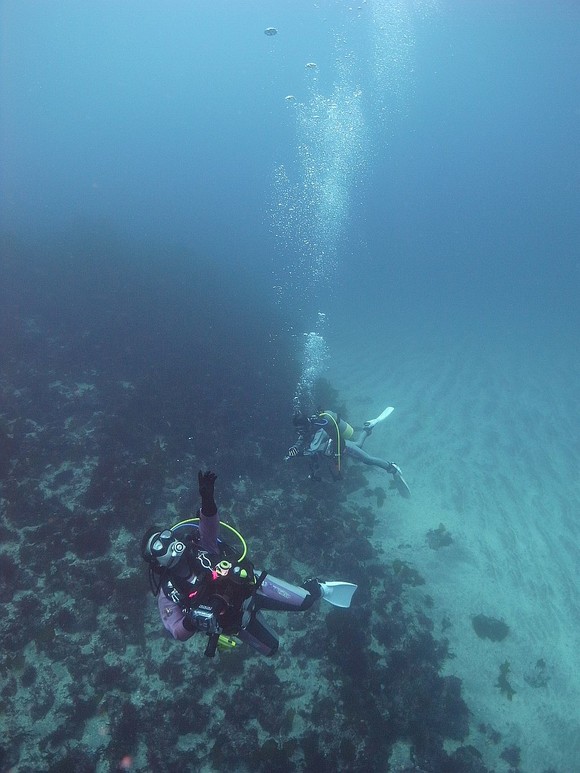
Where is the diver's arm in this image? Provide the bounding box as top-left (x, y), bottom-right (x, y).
top-left (286, 426), bottom-right (312, 459)
top-left (287, 428), bottom-right (309, 457)
top-left (157, 590), bottom-right (196, 641)
top-left (198, 470), bottom-right (219, 554)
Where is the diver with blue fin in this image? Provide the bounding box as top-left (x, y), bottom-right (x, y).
top-left (142, 471), bottom-right (357, 657)
top-left (286, 405), bottom-right (411, 498)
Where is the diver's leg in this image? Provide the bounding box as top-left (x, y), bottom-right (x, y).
top-left (254, 573), bottom-right (319, 612)
top-left (237, 612), bottom-right (279, 656)
top-left (355, 406), bottom-right (394, 449)
top-left (307, 455), bottom-right (321, 481)
top-left (345, 441), bottom-right (411, 497)
top-left (352, 427), bottom-right (372, 449)
top-left (345, 440), bottom-right (394, 472)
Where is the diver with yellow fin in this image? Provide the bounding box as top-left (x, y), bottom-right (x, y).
top-left (142, 471), bottom-right (357, 657)
top-left (286, 405), bottom-right (411, 498)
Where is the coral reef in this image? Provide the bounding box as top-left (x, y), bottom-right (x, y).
top-left (524, 657), bottom-right (550, 688)
top-left (496, 660), bottom-right (516, 701)
top-left (0, 237), bottom-right (516, 772)
top-left (471, 613), bottom-right (510, 642)
top-left (426, 522), bottom-right (453, 549)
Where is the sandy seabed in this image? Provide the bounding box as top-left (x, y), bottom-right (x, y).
top-left (324, 320), bottom-right (580, 773)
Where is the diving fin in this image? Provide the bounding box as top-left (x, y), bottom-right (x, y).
top-left (319, 581), bottom-right (358, 608)
top-left (391, 468), bottom-right (411, 499)
top-left (364, 405), bottom-right (394, 429)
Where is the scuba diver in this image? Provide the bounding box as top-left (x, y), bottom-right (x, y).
top-left (286, 405), bottom-right (411, 498)
top-left (142, 471), bottom-right (357, 658)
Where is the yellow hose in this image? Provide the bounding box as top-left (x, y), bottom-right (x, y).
top-left (320, 412), bottom-right (342, 471)
top-left (170, 517), bottom-right (248, 561)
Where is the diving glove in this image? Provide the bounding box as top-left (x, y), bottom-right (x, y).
top-left (198, 470), bottom-right (217, 516)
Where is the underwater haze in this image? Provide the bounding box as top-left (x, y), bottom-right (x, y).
top-left (1, 1), bottom-right (579, 772)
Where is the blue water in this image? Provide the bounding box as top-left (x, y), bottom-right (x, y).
top-left (1, 1), bottom-right (579, 771)
top-left (3, 1), bottom-right (578, 332)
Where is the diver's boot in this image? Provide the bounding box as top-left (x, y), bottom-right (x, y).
top-left (302, 578), bottom-right (323, 600)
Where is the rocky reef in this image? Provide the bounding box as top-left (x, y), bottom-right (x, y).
top-left (0, 239), bottom-right (493, 771)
